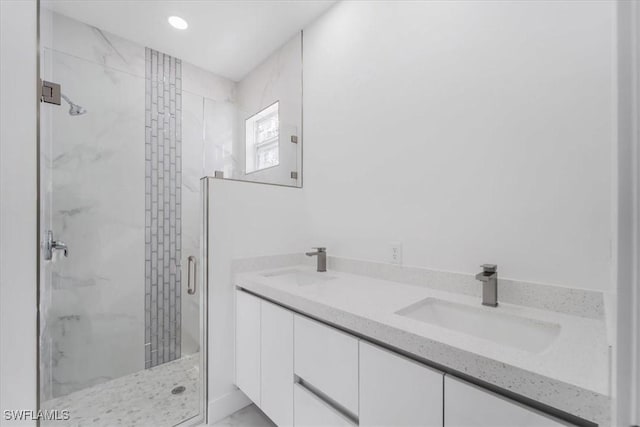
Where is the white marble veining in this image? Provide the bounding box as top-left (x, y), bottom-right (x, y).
top-left (39, 10), bottom-right (206, 400)
top-left (42, 353), bottom-right (201, 427)
top-left (236, 264), bottom-right (611, 426)
top-left (181, 90), bottom-right (206, 356)
top-left (41, 8), bottom-right (146, 78)
top-left (203, 98), bottom-right (241, 180)
top-left (182, 61), bottom-right (236, 103)
top-left (234, 33), bottom-right (302, 186)
top-left (43, 45), bottom-right (146, 398)
top-left (41, 7), bottom-right (302, 190)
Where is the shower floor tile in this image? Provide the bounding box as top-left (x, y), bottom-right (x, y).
top-left (42, 353), bottom-right (200, 427)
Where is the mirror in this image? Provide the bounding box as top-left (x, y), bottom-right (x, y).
top-left (203, 32), bottom-right (302, 187)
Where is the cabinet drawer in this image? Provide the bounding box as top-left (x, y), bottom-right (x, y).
top-left (444, 376), bottom-right (568, 427)
top-left (294, 315), bottom-right (359, 416)
top-left (360, 341), bottom-right (443, 427)
top-left (294, 383), bottom-right (356, 427)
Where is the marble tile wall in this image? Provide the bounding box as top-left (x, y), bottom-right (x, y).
top-left (41, 29), bottom-right (146, 398)
top-left (235, 32), bottom-right (302, 186)
top-left (181, 65), bottom-right (237, 356)
top-left (39, 6), bottom-right (296, 401)
top-left (39, 9), bottom-right (235, 399)
top-left (180, 91), bottom-right (205, 356)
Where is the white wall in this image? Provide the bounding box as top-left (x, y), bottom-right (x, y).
top-left (206, 178), bottom-right (309, 421)
top-left (0, 0), bottom-right (38, 425)
top-left (303, 0), bottom-right (616, 291)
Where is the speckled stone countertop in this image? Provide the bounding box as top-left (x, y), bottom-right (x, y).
top-left (236, 265), bottom-right (610, 426)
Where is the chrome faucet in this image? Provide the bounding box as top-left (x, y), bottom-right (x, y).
top-left (475, 264), bottom-right (498, 307)
top-left (44, 230), bottom-right (68, 260)
top-left (305, 247), bottom-right (327, 272)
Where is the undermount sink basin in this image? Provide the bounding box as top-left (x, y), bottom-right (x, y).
top-left (262, 268), bottom-right (337, 286)
top-left (396, 298), bottom-right (561, 353)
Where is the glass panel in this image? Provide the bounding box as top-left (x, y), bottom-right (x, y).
top-left (203, 32), bottom-right (303, 187)
top-left (38, 5), bottom-right (205, 426)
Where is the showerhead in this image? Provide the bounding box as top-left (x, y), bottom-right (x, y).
top-left (68, 103), bottom-right (87, 116)
top-left (61, 94), bottom-right (87, 116)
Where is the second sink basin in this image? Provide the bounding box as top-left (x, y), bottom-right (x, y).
top-left (396, 298), bottom-right (561, 353)
top-left (262, 268), bottom-right (337, 287)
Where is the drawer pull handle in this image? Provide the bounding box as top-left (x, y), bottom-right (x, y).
top-left (294, 376), bottom-right (359, 425)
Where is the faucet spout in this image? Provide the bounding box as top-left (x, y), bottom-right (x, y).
top-left (476, 264), bottom-right (498, 307)
top-left (475, 271), bottom-right (496, 282)
top-left (306, 247), bottom-right (327, 272)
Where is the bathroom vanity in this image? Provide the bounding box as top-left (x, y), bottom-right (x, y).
top-left (234, 263), bottom-right (610, 427)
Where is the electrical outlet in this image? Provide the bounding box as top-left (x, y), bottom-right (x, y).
top-left (389, 242), bottom-right (403, 265)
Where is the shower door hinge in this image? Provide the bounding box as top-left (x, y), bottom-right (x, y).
top-left (41, 80), bottom-right (61, 105)
top-left (290, 171), bottom-right (298, 179)
top-left (290, 135), bottom-right (298, 144)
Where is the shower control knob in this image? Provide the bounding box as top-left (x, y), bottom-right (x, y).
top-left (44, 230), bottom-right (69, 260)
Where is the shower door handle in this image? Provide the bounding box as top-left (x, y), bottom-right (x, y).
top-left (187, 255), bottom-right (197, 295)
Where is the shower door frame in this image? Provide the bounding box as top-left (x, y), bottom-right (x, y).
top-left (35, 0), bottom-right (209, 424)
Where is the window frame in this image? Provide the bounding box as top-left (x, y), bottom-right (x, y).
top-left (245, 101), bottom-right (280, 174)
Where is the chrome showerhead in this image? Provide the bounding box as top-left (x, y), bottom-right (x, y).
top-left (61, 94), bottom-right (87, 116)
top-left (68, 103), bottom-right (87, 116)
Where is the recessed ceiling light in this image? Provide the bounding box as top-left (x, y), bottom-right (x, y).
top-left (168, 16), bottom-right (188, 30)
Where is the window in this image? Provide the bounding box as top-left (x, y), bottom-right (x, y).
top-left (245, 102), bottom-right (279, 173)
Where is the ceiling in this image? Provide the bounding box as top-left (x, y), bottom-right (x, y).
top-left (43, 0), bottom-right (336, 81)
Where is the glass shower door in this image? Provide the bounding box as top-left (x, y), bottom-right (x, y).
top-left (38, 5), bottom-right (206, 426)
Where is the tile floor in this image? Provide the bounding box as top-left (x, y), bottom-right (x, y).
top-left (42, 353), bottom-right (200, 427)
top-left (212, 405), bottom-right (275, 427)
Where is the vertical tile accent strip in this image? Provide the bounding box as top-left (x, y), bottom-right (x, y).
top-left (145, 48), bottom-right (182, 368)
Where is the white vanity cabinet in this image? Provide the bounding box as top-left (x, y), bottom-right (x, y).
top-left (359, 342), bottom-right (444, 427)
top-left (235, 290), bottom-right (295, 425)
top-left (294, 315), bottom-right (359, 416)
top-left (261, 300), bottom-right (294, 426)
top-left (235, 290), bottom-right (261, 406)
top-left (236, 289), bottom-right (576, 427)
top-left (444, 376), bottom-right (567, 427)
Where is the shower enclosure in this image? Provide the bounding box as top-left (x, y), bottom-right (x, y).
top-left (37, 1), bottom-right (303, 424)
top-left (38, 7), bottom-right (207, 427)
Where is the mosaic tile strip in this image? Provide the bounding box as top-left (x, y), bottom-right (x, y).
top-left (145, 47), bottom-right (182, 368)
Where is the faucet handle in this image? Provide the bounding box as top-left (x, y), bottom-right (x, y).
top-left (480, 264), bottom-right (497, 273)
top-left (312, 247), bottom-right (326, 252)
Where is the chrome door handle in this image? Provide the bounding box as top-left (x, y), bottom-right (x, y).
top-left (187, 255), bottom-right (197, 295)
top-left (44, 230), bottom-right (68, 260)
